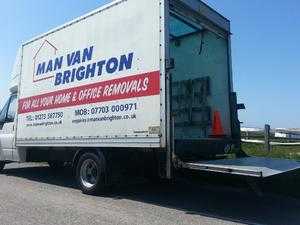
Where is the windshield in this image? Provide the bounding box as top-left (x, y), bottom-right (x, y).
top-left (0, 99), bottom-right (9, 123)
top-left (7, 95), bottom-right (17, 122)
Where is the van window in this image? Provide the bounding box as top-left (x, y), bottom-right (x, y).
top-left (0, 99), bottom-right (9, 123)
top-left (7, 95), bottom-right (17, 122)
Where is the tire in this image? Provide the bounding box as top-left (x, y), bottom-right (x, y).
top-left (0, 162), bottom-right (5, 173)
top-left (76, 152), bottom-right (106, 195)
top-left (48, 161), bottom-right (65, 170)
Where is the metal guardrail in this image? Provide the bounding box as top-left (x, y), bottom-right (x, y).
top-left (242, 139), bottom-right (300, 146)
top-left (242, 124), bottom-right (300, 148)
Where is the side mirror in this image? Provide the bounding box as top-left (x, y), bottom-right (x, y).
top-left (237, 103), bottom-right (246, 110)
top-left (0, 98), bottom-right (11, 125)
top-left (0, 117), bottom-right (5, 126)
top-left (0, 120), bottom-right (5, 129)
top-left (5, 118), bottom-right (14, 123)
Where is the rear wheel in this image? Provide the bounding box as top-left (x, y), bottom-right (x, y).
top-left (76, 152), bottom-right (106, 195)
top-left (0, 162), bottom-right (5, 173)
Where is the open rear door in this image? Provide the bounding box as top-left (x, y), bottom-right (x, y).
top-left (167, 1), bottom-right (300, 179)
top-left (181, 157), bottom-right (300, 178)
top-left (168, 0), bottom-right (239, 160)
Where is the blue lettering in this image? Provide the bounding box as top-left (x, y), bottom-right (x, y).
top-left (76, 66), bottom-right (85, 81)
top-left (62, 70), bottom-right (71, 84)
top-left (54, 73), bottom-right (62, 86)
top-left (71, 68), bottom-right (77, 82)
top-left (119, 52), bottom-right (133, 71)
top-left (97, 60), bottom-right (106, 76)
top-left (54, 52), bottom-right (135, 86)
top-left (36, 62), bottom-right (46, 75)
top-left (54, 56), bottom-right (63, 71)
top-left (82, 46), bottom-right (94, 63)
top-left (106, 57), bottom-right (118, 74)
top-left (85, 63), bottom-right (96, 78)
top-left (67, 52), bottom-right (75, 66)
top-left (45, 60), bottom-right (53, 73)
top-left (73, 51), bottom-right (81, 65)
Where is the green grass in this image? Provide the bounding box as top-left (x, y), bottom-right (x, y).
top-left (243, 143), bottom-right (300, 161)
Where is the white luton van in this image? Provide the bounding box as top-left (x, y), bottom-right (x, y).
top-left (1, 0), bottom-right (300, 194)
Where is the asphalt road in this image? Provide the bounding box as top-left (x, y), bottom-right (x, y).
top-left (0, 163), bottom-right (299, 225)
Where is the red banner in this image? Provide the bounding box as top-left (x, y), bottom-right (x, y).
top-left (18, 71), bottom-right (160, 114)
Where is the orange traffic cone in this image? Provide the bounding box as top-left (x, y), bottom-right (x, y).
top-left (211, 111), bottom-right (225, 137)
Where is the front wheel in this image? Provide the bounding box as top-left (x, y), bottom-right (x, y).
top-left (0, 162), bottom-right (5, 173)
top-left (76, 152), bottom-right (106, 195)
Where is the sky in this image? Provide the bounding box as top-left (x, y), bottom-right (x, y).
top-left (0, 0), bottom-right (299, 128)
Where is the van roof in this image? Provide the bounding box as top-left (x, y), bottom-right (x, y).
top-left (23, 0), bottom-right (230, 47)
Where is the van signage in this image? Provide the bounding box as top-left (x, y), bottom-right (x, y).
top-left (33, 40), bottom-right (134, 86)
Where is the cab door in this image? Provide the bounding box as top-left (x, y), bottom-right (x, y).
top-left (0, 95), bottom-right (17, 161)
